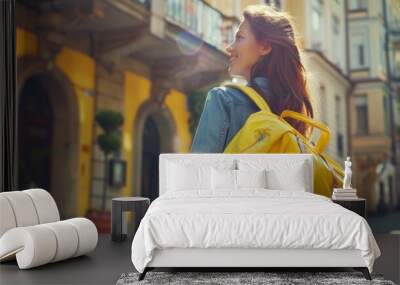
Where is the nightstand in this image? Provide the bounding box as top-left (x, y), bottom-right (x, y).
top-left (111, 197), bottom-right (150, 242)
top-left (332, 198), bottom-right (366, 219)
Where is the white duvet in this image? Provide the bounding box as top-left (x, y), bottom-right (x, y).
top-left (131, 189), bottom-right (381, 273)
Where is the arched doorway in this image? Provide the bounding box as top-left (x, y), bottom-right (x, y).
top-left (18, 76), bottom-right (53, 190)
top-left (17, 59), bottom-right (79, 218)
top-left (132, 102), bottom-right (176, 200)
top-left (141, 115), bottom-right (160, 201)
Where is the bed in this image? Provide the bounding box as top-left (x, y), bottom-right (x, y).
top-left (131, 153), bottom-right (381, 281)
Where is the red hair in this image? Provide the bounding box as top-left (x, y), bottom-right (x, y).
top-left (243, 4), bottom-right (313, 136)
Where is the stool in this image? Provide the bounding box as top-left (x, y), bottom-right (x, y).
top-left (111, 197), bottom-right (150, 242)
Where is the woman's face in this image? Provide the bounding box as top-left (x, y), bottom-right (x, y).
top-left (225, 19), bottom-right (271, 82)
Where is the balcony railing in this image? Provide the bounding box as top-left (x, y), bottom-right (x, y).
top-left (165, 0), bottom-right (238, 51)
top-left (132, 0), bottom-right (151, 10)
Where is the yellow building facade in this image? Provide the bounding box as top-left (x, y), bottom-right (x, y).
top-left (16, 25), bottom-right (193, 217)
top-left (15, 0), bottom-right (233, 220)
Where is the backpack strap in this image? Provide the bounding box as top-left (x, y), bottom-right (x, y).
top-left (280, 110), bottom-right (330, 154)
top-left (223, 83), bottom-right (272, 113)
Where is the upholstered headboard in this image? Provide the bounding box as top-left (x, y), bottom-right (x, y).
top-left (159, 153), bottom-right (313, 196)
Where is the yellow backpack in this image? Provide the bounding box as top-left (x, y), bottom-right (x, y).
top-left (222, 83), bottom-right (344, 197)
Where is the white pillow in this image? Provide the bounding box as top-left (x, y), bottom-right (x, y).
top-left (166, 159), bottom-right (236, 192)
top-left (266, 164), bottom-right (307, 191)
top-left (236, 169), bottom-right (267, 188)
top-left (167, 162), bottom-right (210, 191)
top-left (211, 168), bottom-right (268, 190)
top-left (237, 159), bottom-right (309, 191)
top-left (211, 168), bottom-right (236, 190)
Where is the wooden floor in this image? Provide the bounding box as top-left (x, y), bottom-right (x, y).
top-left (0, 233), bottom-right (398, 285)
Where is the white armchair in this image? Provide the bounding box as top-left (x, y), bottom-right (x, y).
top-left (0, 189), bottom-right (98, 269)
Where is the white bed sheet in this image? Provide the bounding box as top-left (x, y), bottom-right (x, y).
top-left (131, 189), bottom-right (381, 273)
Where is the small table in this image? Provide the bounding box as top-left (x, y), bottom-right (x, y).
top-left (332, 198), bottom-right (366, 219)
top-left (111, 197), bottom-right (150, 242)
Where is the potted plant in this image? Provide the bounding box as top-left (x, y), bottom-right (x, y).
top-left (87, 109), bottom-right (124, 233)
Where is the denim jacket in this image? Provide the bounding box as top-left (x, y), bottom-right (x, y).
top-left (190, 77), bottom-right (271, 153)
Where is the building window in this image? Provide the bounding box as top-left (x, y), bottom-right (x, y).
top-left (393, 43), bottom-right (400, 78)
top-left (265, 0), bottom-right (281, 10)
top-left (379, 32), bottom-right (386, 75)
top-left (335, 95), bottom-right (341, 129)
top-left (312, 10), bottom-right (320, 31)
top-left (332, 15), bottom-right (340, 34)
top-left (383, 95), bottom-right (390, 135)
top-left (335, 95), bottom-right (343, 157)
top-left (350, 32), bottom-right (369, 69)
top-left (358, 45), bottom-right (365, 65)
top-left (348, 0), bottom-right (368, 11)
top-left (332, 14), bottom-right (341, 67)
top-left (337, 133), bottom-right (344, 157)
top-left (311, 0), bottom-right (324, 51)
top-left (355, 95), bottom-right (368, 135)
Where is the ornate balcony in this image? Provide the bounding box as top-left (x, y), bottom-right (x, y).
top-left (18, 0), bottom-right (238, 94)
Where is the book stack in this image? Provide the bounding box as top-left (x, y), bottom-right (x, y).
top-left (332, 188), bottom-right (358, 200)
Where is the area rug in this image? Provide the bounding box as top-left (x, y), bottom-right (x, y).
top-left (116, 271), bottom-right (396, 285)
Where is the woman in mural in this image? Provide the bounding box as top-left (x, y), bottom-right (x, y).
top-left (190, 4), bottom-right (313, 153)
